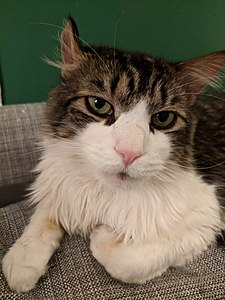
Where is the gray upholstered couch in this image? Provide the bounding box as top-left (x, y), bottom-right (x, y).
top-left (0, 103), bottom-right (224, 300)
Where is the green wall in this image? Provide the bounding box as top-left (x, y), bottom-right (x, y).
top-left (1, 0), bottom-right (225, 105)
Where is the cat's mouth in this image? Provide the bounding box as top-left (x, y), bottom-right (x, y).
top-left (117, 171), bottom-right (130, 180)
top-left (103, 170), bottom-right (133, 183)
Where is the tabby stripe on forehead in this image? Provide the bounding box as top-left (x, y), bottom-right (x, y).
top-left (171, 97), bottom-right (179, 105)
top-left (132, 59), bottom-right (153, 94)
top-left (112, 53), bottom-right (130, 88)
top-left (160, 85), bottom-right (168, 104)
top-left (149, 61), bottom-right (165, 94)
top-left (150, 77), bottom-right (158, 96)
top-left (154, 60), bottom-right (165, 79)
top-left (111, 74), bottom-right (120, 95)
top-left (90, 79), bottom-right (104, 91)
top-left (127, 69), bottom-right (135, 97)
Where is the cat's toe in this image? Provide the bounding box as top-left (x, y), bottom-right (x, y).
top-left (2, 243), bottom-right (46, 293)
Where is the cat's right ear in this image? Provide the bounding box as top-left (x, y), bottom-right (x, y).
top-left (175, 51), bottom-right (225, 102)
top-left (61, 17), bottom-right (83, 76)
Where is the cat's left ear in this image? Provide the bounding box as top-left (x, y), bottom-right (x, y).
top-left (175, 51), bottom-right (225, 101)
top-left (60, 17), bottom-right (84, 76)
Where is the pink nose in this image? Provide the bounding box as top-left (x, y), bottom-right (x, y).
top-left (115, 147), bottom-right (142, 167)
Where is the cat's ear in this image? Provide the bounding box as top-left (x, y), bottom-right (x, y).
top-left (60, 17), bottom-right (83, 76)
top-left (176, 51), bottom-right (225, 101)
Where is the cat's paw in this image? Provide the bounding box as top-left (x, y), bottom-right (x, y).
top-left (90, 225), bottom-right (169, 284)
top-left (90, 225), bottom-right (145, 283)
top-left (2, 241), bottom-right (48, 293)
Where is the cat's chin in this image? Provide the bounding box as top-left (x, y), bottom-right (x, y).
top-left (102, 171), bottom-right (139, 186)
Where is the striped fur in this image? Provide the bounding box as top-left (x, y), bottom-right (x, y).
top-left (2, 18), bottom-right (225, 293)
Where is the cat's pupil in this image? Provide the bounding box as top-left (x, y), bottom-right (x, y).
top-left (94, 98), bottom-right (105, 109)
top-left (157, 112), bottom-right (169, 123)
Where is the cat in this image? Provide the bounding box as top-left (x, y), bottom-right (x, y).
top-left (2, 17), bottom-right (225, 293)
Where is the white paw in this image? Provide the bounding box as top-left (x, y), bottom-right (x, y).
top-left (90, 225), bottom-right (169, 284)
top-left (90, 225), bottom-right (144, 283)
top-left (2, 241), bottom-right (48, 293)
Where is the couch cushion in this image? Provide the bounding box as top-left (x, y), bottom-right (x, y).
top-left (0, 200), bottom-right (224, 300)
top-left (0, 103), bottom-right (45, 207)
top-left (0, 103), bottom-right (45, 187)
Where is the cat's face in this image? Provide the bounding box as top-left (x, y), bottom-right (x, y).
top-left (45, 18), bottom-right (225, 187)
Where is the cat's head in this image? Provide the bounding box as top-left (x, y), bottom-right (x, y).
top-left (45, 18), bottom-right (225, 186)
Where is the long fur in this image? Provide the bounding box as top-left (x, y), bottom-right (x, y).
top-left (2, 18), bottom-right (225, 292)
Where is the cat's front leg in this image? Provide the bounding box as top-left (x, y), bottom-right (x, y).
top-left (2, 204), bottom-right (64, 293)
top-left (90, 225), bottom-right (171, 284)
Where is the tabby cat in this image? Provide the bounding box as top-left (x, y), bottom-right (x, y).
top-left (2, 17), bottom-right (225, 293)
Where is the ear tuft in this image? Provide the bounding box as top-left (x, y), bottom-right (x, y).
top-left (61, 17), bottom-right (83, 66)
top-left (176, 51), bottom-right (225, 101)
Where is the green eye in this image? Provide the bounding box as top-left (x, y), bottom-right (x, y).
top-left (85, 96), bottom-right (113, 117)
top-left (151, 111), bottom-right (177, 130)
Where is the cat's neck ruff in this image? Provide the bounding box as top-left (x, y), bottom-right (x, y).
top-left (30, 139), bottom-right (221, 245)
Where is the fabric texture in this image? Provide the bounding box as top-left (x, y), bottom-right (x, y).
top-left (0, 103), bottom-right (45, 206)
top-left (0, 200), bottom-right (225, 300)
top-left (0, 103), bottom-right (45, 187)
top-left (0, 103), bottom-right (225, 299)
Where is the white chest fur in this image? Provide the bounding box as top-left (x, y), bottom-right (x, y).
top-left (31, 141), bottom-right (221, 246)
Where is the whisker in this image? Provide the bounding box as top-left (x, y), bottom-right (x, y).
top-left (166, 160), bottom-right (225, 171)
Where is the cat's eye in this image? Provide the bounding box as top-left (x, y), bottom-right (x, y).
top-left (85, 96), bottom-right (113, 117)
top-left (151, 111), bottom-right (177, 130)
